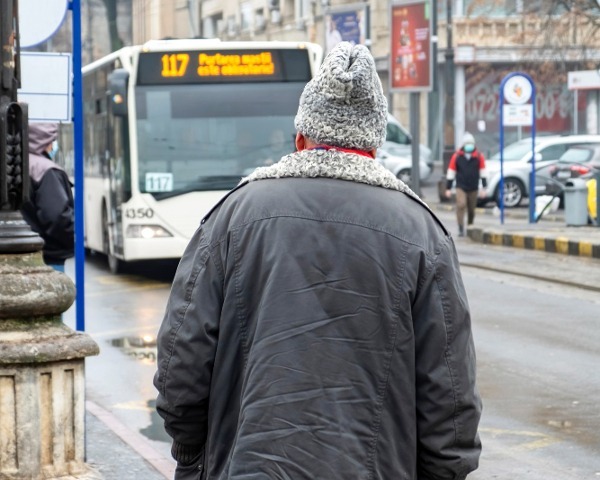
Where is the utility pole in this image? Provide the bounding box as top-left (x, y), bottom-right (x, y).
top-left (1, 2), bottom-right (99, 477)
top-left (0, 0), bottom-right (31, 243)
top-left (442, 0), bottom-right (455, 191)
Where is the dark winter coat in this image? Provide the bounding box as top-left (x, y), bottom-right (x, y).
top-left (446, 149), bottom-right (487, 193)
top-left (21, 123), bottom-right (74, 264)
top-left (155, 148), bottom-right (482, 480)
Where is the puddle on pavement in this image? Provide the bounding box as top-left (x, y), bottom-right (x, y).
top-left (110, 335), bottom-right (157, 363)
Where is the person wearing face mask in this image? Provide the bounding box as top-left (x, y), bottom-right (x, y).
top-left (445, 132), bottom-right (487, 237)
top-left (21, 122), bottom-right (74, 272)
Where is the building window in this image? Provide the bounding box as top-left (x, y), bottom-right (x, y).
top-left (241, 2), bottom-right (253, 32)
top-left (255, 9), bottom-right (266, 32)
top-left (295, 0), bottom-right (310, 23)
top-left (203, 12), bottom-right (223, 38)
top-left (227, 15), bottom-right (238, 36)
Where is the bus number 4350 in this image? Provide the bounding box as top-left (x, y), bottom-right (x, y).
top-left (125, 208), bottom-right (154, 219)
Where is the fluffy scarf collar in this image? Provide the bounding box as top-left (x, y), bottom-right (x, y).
top-left (242, 148), bottom-right (426, 206)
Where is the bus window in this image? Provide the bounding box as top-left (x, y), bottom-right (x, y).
top-left (135, 81), bottom-right (303, 196)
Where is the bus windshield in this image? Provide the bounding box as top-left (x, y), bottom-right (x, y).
top-left (135, 82), bottom-right (304, 199)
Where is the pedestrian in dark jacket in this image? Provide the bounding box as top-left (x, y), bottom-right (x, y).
top-left (155, 42), bottom-right (482, 480)
top-left (21, 122), bottom-right (74, 271)
top-left (445, 132), bottom-right (488, 237)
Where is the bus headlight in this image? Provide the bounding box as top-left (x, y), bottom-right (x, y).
top-left (126, 225), bottom-right (173, 239)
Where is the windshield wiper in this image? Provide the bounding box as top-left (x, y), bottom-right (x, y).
top-left (151, 175), bottom-right (242, 200)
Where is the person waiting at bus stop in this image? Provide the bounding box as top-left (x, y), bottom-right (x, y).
top-left (445, 132), bottom-right (488, 237)
top-left (21, 122), bottom-right (74, 272)
top-left (154, 42), bottom-right (482, 480)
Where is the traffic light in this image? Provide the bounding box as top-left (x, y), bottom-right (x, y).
top-left (0, 101), bottom-right (28, 211)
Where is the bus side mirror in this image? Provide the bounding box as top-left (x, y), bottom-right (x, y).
top-left (108, 69), bottom-right (129, 117)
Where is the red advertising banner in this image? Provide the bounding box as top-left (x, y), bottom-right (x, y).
top-left (390, 1), bottom-right (432, 92)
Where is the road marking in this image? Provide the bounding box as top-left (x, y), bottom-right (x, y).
top-left (490, 232), bottom-right (503, 245)
top-left (113, 400), bottom-right (155, 413)
top-left (534, 236), bottom-right (546, 250)
top-left (512, 234), bottom-right (525, 248)
top-left (579, 241), bottom-right (593, 257)
top-left (84, 283), bottom-right (168, 298)
top-left (555, 237), bottom-right (569, 255)
top-left (479, 427), bottom-right (560, 452)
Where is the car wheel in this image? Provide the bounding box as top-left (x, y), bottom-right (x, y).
top-left (496, 178), bottom-right (525, 208)
top-left (397, 169), bottom-right (412, 185)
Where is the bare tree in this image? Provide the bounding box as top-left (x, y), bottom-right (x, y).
top-left (464, 0), bottom-right (600, 82)
top-left (102, 0), bottom-right (125, 52)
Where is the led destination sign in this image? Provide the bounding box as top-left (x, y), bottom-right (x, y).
top-left (138, 49), bottom-right (311, 85)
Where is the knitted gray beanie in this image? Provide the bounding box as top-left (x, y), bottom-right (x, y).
top-left (294, 42), bottom-right (388, 151)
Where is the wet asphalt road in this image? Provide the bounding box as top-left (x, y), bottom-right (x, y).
top-left (62, 178), bottom-right (600, 479)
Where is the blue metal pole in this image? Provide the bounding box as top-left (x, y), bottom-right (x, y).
top-left (500, 72), bottom-right (536, 225)
top-left (529, 81), bottom-right (537, 224)
top-left (499, 78), bottom-right (506, 225)
top-left (70, 0), bottom-right (85, 331)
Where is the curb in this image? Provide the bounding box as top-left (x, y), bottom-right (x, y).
top-left (467, 226), bottom-right (600, 259)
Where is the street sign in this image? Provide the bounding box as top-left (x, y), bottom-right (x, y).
top-left (567, 69), bottom-right (600, 91)
top-left (502, 104), bottom-right (534, 127)
top-left (18, 0), bottom-right (68, 48)
top-left (17, 52), bottom-right (72, 122)
top-left (503, 75), bottom-right (533, 105)
top-left (499, 72), bottom-right (536, 224)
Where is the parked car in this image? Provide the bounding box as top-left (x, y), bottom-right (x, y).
top-left (376, 147), bottom-right (432, 184)
top-left (547, 145), bottom-right (600, 183)
top-left (380, 113), bottom-right (433, 185)
top-left (482, 135), bottom-right (600, 207)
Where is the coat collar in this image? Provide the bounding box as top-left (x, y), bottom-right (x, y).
top-left (242, 148), bottom-right (425, 206)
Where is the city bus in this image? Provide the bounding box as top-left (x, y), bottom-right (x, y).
top-left (65, 39), bottom-right (322, 273)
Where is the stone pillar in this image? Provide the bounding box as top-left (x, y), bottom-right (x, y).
top-left (0, 215), bottom-right (100, 479)
top-left (1, 4), bottom-right (99, 477)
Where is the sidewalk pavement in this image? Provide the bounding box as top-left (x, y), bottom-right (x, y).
top-left (431, 201), bottom-right (600, 260)
top-left (84, 401), bottom-right (174, 480)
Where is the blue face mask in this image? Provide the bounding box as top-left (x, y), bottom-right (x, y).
top-left (49, 141), bottom-right (59, 160)
top-left (464, 144), bottom-right (475, 153)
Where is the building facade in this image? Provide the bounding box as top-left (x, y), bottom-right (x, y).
top-left (130, 0), bottom-right (600, 161)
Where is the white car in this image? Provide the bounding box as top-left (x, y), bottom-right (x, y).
top-left (385, 114), bottom-right (433, 171)
top-left (376, 146), bottom-right (432, 184)
top-left (380, 114), bottom-right (433, 184)
top-left (483, 135), bottom-right (600, 207)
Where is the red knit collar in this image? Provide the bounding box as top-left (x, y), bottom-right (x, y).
top-left (307, 145), bottom-right (375, 159)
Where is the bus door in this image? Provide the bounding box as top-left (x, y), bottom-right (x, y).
top-left (104, 70), bottom-right (131, 270)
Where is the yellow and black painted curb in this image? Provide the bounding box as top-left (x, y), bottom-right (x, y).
top-left (467, 227), bottom-right (600, 259)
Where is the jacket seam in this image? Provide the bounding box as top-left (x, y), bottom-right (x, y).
top-left (231, 229), bottom-right (250, 363)
top-left (159, 245), bottom-right (210, 403)
top-left (432, 241), bottom-right (466, 474)
top-left (211, 212), bottom-right (444, 258)
top-left (366, 240), bottom-right (409, 479)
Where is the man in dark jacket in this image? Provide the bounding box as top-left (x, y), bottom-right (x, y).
top-left (155, 42), bottom-right (482, 480)
top-left (21, 122), bottom-right (74, 271)
top-left (444, 132), bottom-right (488, 237)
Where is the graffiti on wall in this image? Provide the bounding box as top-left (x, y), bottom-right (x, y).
top-left (464, 65), bottom-right (584, 155)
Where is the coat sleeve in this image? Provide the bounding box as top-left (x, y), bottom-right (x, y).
top-left (36, 169), bottom-right (74, 252)
top-left (154, 227), bottom-right (223, 462)
top-left (446, 154), bottom-right (458, 189)
top-left (412, 237), bottom-right (482, 480)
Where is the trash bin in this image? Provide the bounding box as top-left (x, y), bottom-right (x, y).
top-left (563, 178), bottom-right (589, 226)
